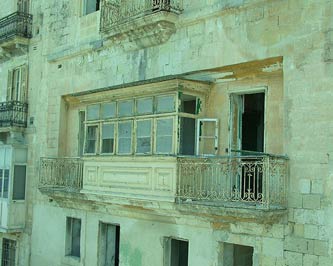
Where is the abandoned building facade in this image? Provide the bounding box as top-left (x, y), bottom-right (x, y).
top-left (0, 0), bottom-right (332, 265)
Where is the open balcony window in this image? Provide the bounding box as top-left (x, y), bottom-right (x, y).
top-left (179, 94), bottom-right (197, 114)
top-left (179, 117), bottom-right (195, 155)
top-left (196, 119), bottom-right (219, 156)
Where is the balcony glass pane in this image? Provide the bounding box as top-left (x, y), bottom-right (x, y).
top-left (156, 118), bottom-right (173, 154)
top-left (101, 102), bottom-right (116, 119)
top-left (102, 124), bottom-right (114, 154)
top-left (85, 125), bottom-right (98, 153)
top-left (156, 95), bottom-right (175, 113)
top-left (118, 100), bottom-right (134, 117)
top-left (137, 98), bottom-right (153, 115)
top-left (136, 120), bottom-right (151, 154)
top-left (118, 121), bottom-right (132, 154)
top-left (87, 105), bottom-right (100, 120)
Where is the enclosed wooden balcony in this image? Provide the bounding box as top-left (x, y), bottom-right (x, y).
top-left (0, 12), bottom-right (32, 60)
top-left (0, 145), bottom-right (27, 232)
top-left (100, 0), bottom-right (183, 48)
top-left (38, 154), bottom-right (288, 210)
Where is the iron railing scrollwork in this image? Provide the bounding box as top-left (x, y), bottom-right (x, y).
top-left (0, 101), bottom-right (28, 128)
top-left (176, 155), bottom-right (288, 209)
top-left (100, 0), bottom-right (183, 32)
top-left (0, 12), bottom-right (32, 43)
top-left (39, 158), bottom-right (84, 191)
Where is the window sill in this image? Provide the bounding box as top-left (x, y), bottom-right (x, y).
top-left (62, 255), bottom-right (81, 266)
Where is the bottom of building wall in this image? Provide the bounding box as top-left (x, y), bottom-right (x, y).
top-left (0, 232), bottom-right (30, 266)
top-left (29, 203), bottom-right (333, 266)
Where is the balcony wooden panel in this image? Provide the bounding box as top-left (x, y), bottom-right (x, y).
top-left (82, 157), bottom-right (177, 202)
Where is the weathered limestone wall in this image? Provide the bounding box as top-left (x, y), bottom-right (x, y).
top-left (24, 0), bottom-right (333, 265)
top-left (0, 2), bottom-right (16, 18)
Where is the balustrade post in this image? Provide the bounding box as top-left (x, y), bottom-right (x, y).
top-left (264, 156), bottom-right (270, 209)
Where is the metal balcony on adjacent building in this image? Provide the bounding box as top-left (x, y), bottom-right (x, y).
top-left (0, 12), bottom-right (32, 60)
top-left (100, 0), bottom-right (183, 48)
top-left (0, 101), bottom-right (28, 130)
top-left (38, 154), bottom-right (288, 210)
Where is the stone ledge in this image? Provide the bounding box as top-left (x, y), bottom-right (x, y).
top-left (101, 11), bottom-right (179, 50)
top-left (38, 188), bottom-right (287, 225)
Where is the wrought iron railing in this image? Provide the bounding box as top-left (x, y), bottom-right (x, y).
top-left (177, 155), bottom-right (288, 209)
top-left (101, 0), bottom-right (183, 32)
top-left (0, 12), bottom-right (32, 43)
top-left (0, 101), bottom-right (28, 128)
top-left (39, 158), bottom-right (84, 191)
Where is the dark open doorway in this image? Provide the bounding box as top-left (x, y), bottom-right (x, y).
top-left (241, 93), bottom-right (265, 153)
top-left (229, 92), bottom-right (265, 202)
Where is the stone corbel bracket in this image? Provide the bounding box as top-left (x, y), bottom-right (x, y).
top-left (101, 11), bottom-right (179, 50)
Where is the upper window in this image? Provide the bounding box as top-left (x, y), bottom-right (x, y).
top-left (7, 65), bottom-right (28, 102)
top-left (83, 0), bottom-right (100, 15)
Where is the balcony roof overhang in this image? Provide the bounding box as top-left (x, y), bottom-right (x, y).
top-left (66, 56), bottom-right (283, 104)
